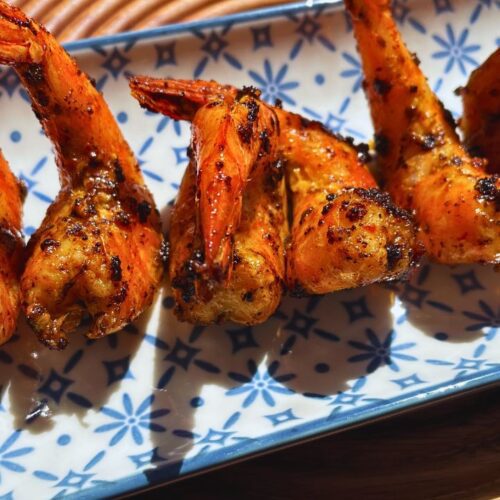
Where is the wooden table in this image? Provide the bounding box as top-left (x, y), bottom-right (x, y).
top-left (10, 1), bottom-right (500, 498)
top-left (9, 0), bottom-right (292, 42)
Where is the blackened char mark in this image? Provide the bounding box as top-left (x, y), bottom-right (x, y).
top-left (110, 256), bottom-right (122, 282)
top-left (374, 133), bottom-right (390, 157)
top-left (160, 238), bottom-right (170, 267)
top-left (386, 243), bottom-right (403, 271)
top-left (114, 160), bottom-right (125, 183)
top-left (137, 201), bottom-right (152, 223)
top-left (352, 188), bottom-right (413, 222)
top-left (172, 249), bottom-right (204, 303)
top-left (299, 207), bottom-right (314, 225)
top-left (259, 130), bottom-right (271, 156)
top-left (40, 238), bottom-right (60, 253)
top-left (475, 175), bottom-right (500, 211)
top-left (345, 202), bottom-right (367, 222)
top-left (373, 78), bottom-right (392, 96)
top-left (236, 85), bottom-right (261, 101)
top-left (245, 99), bottom-right (259, 122)
top-left (24, 63), bottom-right (44, 85)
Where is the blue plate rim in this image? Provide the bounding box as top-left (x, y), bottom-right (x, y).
top-left (45, 0), bottom-right (500, 497)
top-left (63, 0), bottom-right (343, 52)
top-left (67, 369), bottom-right (500, 499)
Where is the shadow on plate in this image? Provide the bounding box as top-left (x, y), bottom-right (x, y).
top-left (144, 260), bottom-right (496, 475)
top-left (0, 310), bottom-right (149, 433)
top-left (141, 279), bottom-right (371, 467)
top-left (394, 261), bottom-right (493, 344)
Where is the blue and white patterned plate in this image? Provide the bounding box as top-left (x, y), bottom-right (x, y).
top-left (0, 0), bottom-right (498, 497)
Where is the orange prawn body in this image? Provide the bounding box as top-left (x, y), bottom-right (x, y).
top-left (460, 48), bottom-right (500, 174)
top-left (0, 2), bottom-right (164, 348)
top-left (167, 91), bottom-right (287, 324)
top-left (345, 0), bottom-right (499, 264)
top-left (278, 110), bottom-right (418, 294)
top-left (0, 151), bottom-right (24, 344)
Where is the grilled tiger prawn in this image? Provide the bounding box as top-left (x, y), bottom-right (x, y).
top-left (346, 0), bottom-right (499, 264)
top-left (158, 88), bottom-right (286, 324)
top-left (460, 48), bottom-right (500, 174)
top-left (279, 112), bottom-right (418, 294)
top-left (0, 2), bottom-right (163, 349)
top-left (0, 151), bottom-right (24, 344)
top-left (170, 156), bottom-right (286, 325)
top-left (130, 77), bottom-right (419, 295)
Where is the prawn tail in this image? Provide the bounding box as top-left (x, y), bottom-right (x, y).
top-left (0, 2), bottom-right (43, 66)
top-left (129, 76), bottom-right (236, 121)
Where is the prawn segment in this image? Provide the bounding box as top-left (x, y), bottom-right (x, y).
top-left (132, 76), bottom-right (279, 280)
top-left (191, 91), bottom-right (280, 280)
top-left (460, 48), bottom-right (500, 174)
top-left (0, 150), bottom-right (24, 344)
top-left (279, 112), bottom-right (418, 295)
top-left (346, 0), bottom-right (499, 264)
top-left (170, 157), bottom-right (286, 324)
top-left (0, 2), bottom-right (164, 348)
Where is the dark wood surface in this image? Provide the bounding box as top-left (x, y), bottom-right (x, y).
top-left (140, 385), bottom-right (500, 499)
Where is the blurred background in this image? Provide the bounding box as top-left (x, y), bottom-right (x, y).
top-left (7, 0), bottom-right (293, 41)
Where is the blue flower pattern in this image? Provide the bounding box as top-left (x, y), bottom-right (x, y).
top-left (348, 329), bottom-right (417, 373)
top-left (248, 59), bottom-right (299, 105)
top-left (226, 360), bottom-right (295, 408)
top-left (432, 24), bottom-right (481, 74)
top-left (0, 0), bottom-right (498, 497)
top-left (463, 301), bottom-right (499, 341)
top-left (0, 432), bottom-right (33, 481)
top-left (95, 394), bottom-right (169, 446)
top-left (340, 52), bottom-right (363, 93)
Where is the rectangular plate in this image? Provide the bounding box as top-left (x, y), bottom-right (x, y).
top-left (0, 0), bottom-right (498, 497)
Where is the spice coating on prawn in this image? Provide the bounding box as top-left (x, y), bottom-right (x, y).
top-left (346, 0), bottom-right (499, 264)
top-left (0, 2), bottom-right (164, 348)
top-left (460, 48), bottom-right (500, 174)
top-left (130, 76), bottom-right (420, 297)
top-left (0, 150), bottom-right (24, 345)
top-left (131, 77), bottom-right (287, 323)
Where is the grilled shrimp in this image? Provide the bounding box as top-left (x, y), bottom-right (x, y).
top-left (170, 156), bottom-right (286, 325)
top-left (0, 150), bottom-right (24, 344)
top-left (279, 111), bottom-right (418, 294)
top-left (160, 88), bottom-right (286, 324)
top-left (131, 76), bottom-right (419, 295)
top-left (135, 79), bottom-right (280, 283)
top-left (346, 0), bottom-right (499, 264)
top-left (0, 2), bottom-right (164, 349)
top-left (192, 91), bottom-right (281, 281)
top-left (460, 48), bottom-right (500, 174)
